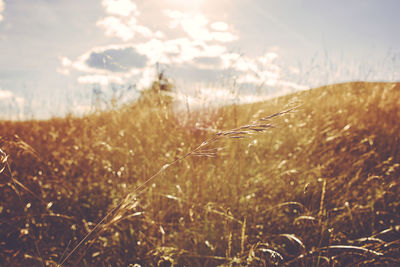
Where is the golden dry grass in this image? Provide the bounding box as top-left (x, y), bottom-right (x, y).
top-left (1, 81), bottom-right (400, 266)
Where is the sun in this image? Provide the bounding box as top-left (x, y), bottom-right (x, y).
top-left (166, 0), bottom-right (205, 11)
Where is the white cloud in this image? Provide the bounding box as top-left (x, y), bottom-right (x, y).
top-left (164, 9), bottom-right (184, 26)
top-left (135, 39), bottom-right (170, 64)
top-left (135, 37), bottom-right (227, 67)
top-left (210, 21), bottom-right (229, 31)
top-left (180, 14), bottom-right (211, 41)
top-left (154, 31), bottom-right (165, 39)
top-left (96, 16), bottom-right (155, 41)
top-left (0, 0), bottom-right (4, 22)
top-left (97, 16), bottom-right (135, 41)
top-left (211, 31), bottom-right (238, 42)
top-left (164, 10), bottom-right (238, 43)
top-left (60, 56), bottom-right (73, 67)
top-left (91, 3), bottom-right (239, 89)
top-left (134, 25), bottom-right (153, 38)
top-left (221, 53), bottom-right (258, 72)
top-left (0, 89), bottom-right (13, 99)
top-left (97, 1), bottom-right (155, 41)
top-left (101, 0), bottom-right (138, 17)
top-left (168, 38), bottom-right (203, 61)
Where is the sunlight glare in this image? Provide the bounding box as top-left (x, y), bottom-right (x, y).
top-left (167, 0), bottom-right (205, 11)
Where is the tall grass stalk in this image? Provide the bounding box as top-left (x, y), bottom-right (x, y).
top-left (58, 107), bottom-right (297, 266)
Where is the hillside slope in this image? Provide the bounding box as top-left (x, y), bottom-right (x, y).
top-left (1, 81), bottom-right (400, 266)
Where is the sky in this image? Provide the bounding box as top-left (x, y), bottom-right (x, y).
top-left (0, 0), bottom-right (399, 119)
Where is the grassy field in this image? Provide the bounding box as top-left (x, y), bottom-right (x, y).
top-left (1, 81), bottom-right (400, 266)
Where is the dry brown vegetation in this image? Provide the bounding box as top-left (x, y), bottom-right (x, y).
top-left (1, 81), bottom-right (400, 266)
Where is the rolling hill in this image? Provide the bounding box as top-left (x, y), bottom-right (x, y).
top-left (1, 81), bottom-right (400, 266)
